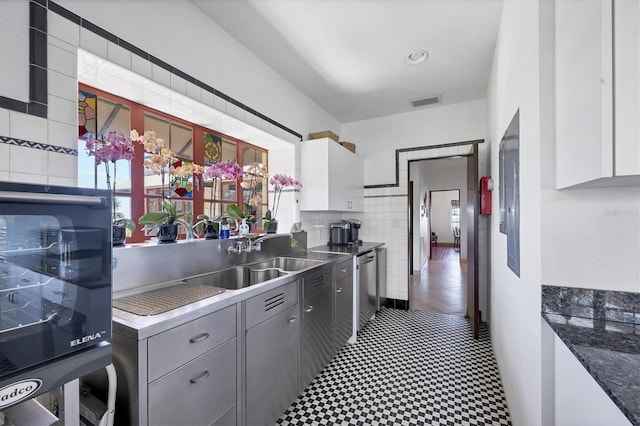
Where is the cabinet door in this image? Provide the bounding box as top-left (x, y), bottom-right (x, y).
top-left (614, 0), bottom-right (640, 176)
top-left (246, 305), bottom-right (298, 426)
top-left (555, 0), bottom-right (614, 188)
top-left (299, 288), bottom-right (333, 392)
top-left (148, 339), bottom-right (236, 426)
top-left (328, 140), bottom-right (352, 210)
top-left (334, 274), bottom-right (353, 351)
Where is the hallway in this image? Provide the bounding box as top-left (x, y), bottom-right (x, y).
top-left (410, 246), bottom-right (466, 315)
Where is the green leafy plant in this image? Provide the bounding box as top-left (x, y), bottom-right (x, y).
top-left (138, 199), bottom-right (193, 238)
top-left (193, 213), bottom-right (219, 236)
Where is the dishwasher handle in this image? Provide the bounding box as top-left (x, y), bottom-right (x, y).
top-left (360, 255), bottom-right (376, 264)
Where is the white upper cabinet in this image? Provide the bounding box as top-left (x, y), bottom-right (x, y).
top-left (299, 137), bottom-right (364, 212)
top-left (555, 0), bottom-right (640, 188)
top-left (613, 0), bottom-right (640, 176)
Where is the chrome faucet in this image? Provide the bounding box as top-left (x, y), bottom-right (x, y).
top-left (226, 240), bottom-right (245, 254)
top-left (247, 233), bottom-right (294, 253)
top-left (227, 233), bottom-right (296, 254)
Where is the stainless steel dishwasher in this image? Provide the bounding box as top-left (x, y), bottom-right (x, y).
top-left (357, 250), bottom-right (377, 331)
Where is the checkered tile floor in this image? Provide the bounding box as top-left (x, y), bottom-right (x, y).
top-left (277, 308), bottom-right (511, 425)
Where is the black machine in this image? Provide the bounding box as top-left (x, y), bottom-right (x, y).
top-left (0, 182), bottom-right (112, 408)
top-left (329, 219), bottom-right (362, 246)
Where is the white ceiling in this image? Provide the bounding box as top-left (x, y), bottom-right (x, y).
top-left (190, 0), bottom-right (504, 123)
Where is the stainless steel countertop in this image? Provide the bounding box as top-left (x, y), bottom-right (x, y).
top-left (308, 242), bottom-right (385, 256)
top-left (112, 251), bottom-right (350, 341)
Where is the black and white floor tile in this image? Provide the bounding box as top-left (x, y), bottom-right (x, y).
top-left (278, 308), bottom-right (511, 425)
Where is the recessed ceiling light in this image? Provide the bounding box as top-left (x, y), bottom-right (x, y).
top-left (405, 50), bottom-right (429, 65)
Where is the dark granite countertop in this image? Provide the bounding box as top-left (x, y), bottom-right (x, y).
top-left (308, 242), bottom-right (385, 256)
top-left (542, 285), bottom-right (640, 426)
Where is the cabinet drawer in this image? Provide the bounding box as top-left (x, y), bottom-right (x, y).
top-left (148, 304), bottom-right (236, 382)
top-left (334, 258), bottom-right (353, 282)
top-left (302, 266), bottom-right (331, 300)
top-left (149, 338), bottom-right (236, 426)
top-left (246, 280), bottom-right (298, 329)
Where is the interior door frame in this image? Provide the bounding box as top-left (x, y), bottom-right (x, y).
top-left (406, 148), bottom-right (480, 339)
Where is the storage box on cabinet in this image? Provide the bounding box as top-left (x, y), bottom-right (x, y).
top-left (148, 339), bottom-right (236, 426)
top-left (300, 137), bottom-right (364, 211)
top-left (147, 304), bottom-right (236, 382)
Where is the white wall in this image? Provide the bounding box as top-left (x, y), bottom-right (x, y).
top-left (342, 100), bottom-right (486, 186)
top-left (0, 1), bottom-right (29, 102)
top-left (430, 190), bottom-right (459, 244)
top-left (56, 0), bottom-right (339, 137)
top-left (487, 1), bottom-right (542, 425)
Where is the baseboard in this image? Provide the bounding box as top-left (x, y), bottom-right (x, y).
top-left (384, 298), bottom-right (409, 310)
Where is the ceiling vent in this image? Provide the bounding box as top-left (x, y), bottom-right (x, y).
top-left (410, 95), bottom-right (441, 108)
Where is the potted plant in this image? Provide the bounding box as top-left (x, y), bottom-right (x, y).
top-left (195, 160), bottom-right (243, 239)
top-left (261, 173), bottom-right (302, 234)
top-left (85, 131), bottom-right (136, 246)
top-left (228, 162), bottom-right (267, 231)
top-left (131, 130), bottom-right (202, 242)
top-left (138, 199), bottom-right (193, 243)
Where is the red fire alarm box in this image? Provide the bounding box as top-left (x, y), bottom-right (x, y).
top-left (480, 176), bottom-right (492, 215)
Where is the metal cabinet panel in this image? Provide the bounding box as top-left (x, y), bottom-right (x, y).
top-left (148, 304), bottom-right (236, 382)
top-left (246, 305), bottom-right (299, 426)
top-left (148, 338), bottom-right (236, 426)
top-left (302, 265), bottom-right (331, 300)
top-left (334, 274), bottom-right (353, 351)
top-left (299, 287), bottom-right (333, 392)
top-left (209, 404), bottom-right (236, 426)
top-left (334, 258), bottom-right (353, 282)
top-left (358, 251), bottom-right (377, 331)
top-left (245, 280), bottom-right (298, 329)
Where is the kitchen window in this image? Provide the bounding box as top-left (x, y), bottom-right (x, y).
top-left (77, 84), bottom-right (268, 242)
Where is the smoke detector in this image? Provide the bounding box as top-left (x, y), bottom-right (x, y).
top-left (410, 95), bottom-right (441, 108)
top-left (405, 50), bottom-right (429, 65)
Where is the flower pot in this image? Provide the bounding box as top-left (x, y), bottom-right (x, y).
top-left (266, 220), bottom-right (278, 234)
top-left (204, 222), bottom-right (219, 239)
top-left (158, 223), bottom-right (179, 243)
top-left (112, 224), bottom-right (127, 246)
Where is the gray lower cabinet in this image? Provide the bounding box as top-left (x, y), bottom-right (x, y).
top-left (334, 259), bottom-right (353, 351)
top-left (148, 338), bottom-right (236, 426)
top-left (245, 281), bottom-right (299, 426)
top-left (299, 266), bottom-right (334, 392)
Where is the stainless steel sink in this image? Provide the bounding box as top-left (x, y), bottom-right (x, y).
top-left (183, 266), bottom-right (249, 290)
top-left (182, 256), bottom-right (322, 290)
top-left (246, 256), bottom-right (322, 272)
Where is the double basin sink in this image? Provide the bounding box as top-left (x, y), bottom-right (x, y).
top-left (182, 256), bottom-right (323, 290)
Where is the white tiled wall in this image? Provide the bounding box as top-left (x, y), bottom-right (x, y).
top-left (301, 143), bottom-right (489, 308)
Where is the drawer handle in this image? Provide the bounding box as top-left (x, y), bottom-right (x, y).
top-left (288, 316), bottom-right (297, 323)
top-left (304, 306), bottom-right (314, 313)
top-left (336, 287), bottom-right (342, 293)
top-left (189, 370), bottom-right (210, 384)
top-left (189, 332), bottom-right (210, 344)
top-left (341, 268), bottom-right (348, 272)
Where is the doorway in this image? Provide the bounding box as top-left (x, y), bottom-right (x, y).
top-left (407, 146), bottom-right (479, 338)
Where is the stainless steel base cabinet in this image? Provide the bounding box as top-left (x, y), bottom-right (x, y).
top-left (357, 251), bottom-right (377, 331)
top-left (299, 266), bottom-right (333, 392)
top-left (245, 281), bottom-right (299, 426)
top-left (148, 338), bottom-right (236, 426)
top-left (334, 258), bottom-right (353, 351)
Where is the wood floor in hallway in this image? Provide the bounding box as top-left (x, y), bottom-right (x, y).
top-left (410, 246), bottom-right (467, 315)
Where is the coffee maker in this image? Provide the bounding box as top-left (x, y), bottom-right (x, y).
top-left (329, 219), bottom-right (362, 246)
